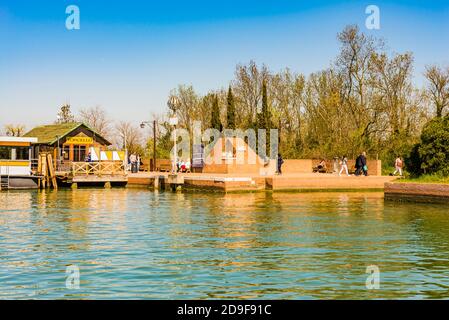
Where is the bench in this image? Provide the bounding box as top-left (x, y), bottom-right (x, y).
top-left (146, 159), bottom-right (172, 172)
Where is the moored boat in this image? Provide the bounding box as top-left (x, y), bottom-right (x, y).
top-left (0, 136), bottom-right (39, 190)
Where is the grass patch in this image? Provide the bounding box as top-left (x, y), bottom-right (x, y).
top-left (402, 174), bottom-right (449, 184)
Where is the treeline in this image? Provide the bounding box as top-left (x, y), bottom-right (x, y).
top-left (163, 25), bottom-right (449, 168)
top-left (5, 25), bottom-right (448, 175)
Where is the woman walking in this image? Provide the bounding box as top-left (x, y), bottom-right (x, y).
top-left (393, 156), bottom-right (404, 176)
top-left (339, 155), bottom-right (350, 176)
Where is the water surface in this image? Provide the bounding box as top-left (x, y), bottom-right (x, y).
top-left (1, 189), bottom-right (449, 299)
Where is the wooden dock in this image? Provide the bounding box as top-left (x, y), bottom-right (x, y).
top-left (57, 161), bottom-right (128, 188)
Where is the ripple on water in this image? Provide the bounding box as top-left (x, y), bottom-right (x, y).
top-left (1, 189), bottom-right (449, 299)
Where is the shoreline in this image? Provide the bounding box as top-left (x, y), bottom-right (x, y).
top-left (127, 172), bottom-right (397, 193)
top-left (385, 182), bottom-right (449, 203)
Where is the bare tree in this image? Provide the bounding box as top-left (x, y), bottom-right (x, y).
top-left (233, 61), bottom-right (269, 127)
top-left (3, 124), bottom-right (26, 137)
top-left (161, 25), bottom-right (432, 161)
top-left (56, 104), bottom-right (75, 123)
top-left (78, 106), bottom-right (112, 138)
top-left (114, 121), bottom-right (143, 155)
top-left (424, 65), bottom-right (449, 118)
top-left (169, 85), bottom-right (200, 134)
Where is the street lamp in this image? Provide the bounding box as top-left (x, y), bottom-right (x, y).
top-left (167, 96), bottom-right (180, 173)
top-left (122, 130), bottom-right (128, 172)
top-left (140, 120), bottom-right (157, 172)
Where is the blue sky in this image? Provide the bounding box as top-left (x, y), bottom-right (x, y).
top-left (0, 0), bottom-right (448, 130)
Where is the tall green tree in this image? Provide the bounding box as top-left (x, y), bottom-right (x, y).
top-left (257, 79), bottom-right (271, 129)
top-left (210, 94), bottom-right (222, 131)
top-left (257, 79), bottom-right (272, 155)
top-left (226, 86), bottom-right (236, 129)
top-left (410, 115), bottom-right (449, 176)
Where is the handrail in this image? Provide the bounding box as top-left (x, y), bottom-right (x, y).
top-left (71, 161), bottom-right (126, 176)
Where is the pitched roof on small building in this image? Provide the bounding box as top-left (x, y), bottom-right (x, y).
top-left (23, 122), bottom-right (111, 146)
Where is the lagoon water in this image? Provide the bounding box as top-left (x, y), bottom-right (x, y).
top-left (1, 188), bottom-right (449, 299)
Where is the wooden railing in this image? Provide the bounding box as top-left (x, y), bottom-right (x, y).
top-left (72, 162), bottom-right (126, 176)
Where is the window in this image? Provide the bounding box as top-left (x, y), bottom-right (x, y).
top-left (0, 147), bottom-right (11, 160)
top-left (0, 147), bottom-right (30, 160)
top-left (73, 146), bottom-right (87, 161)
top-left (63, 145), bottom-right (70, 160)
top-left (15, 147), bottom-right (30, 160)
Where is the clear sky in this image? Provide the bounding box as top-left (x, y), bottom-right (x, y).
top-left (1, 0), bottom-right (448, 130)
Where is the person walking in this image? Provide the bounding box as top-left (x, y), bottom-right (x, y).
top-left (277, 154), bottom-right (284, 175)
top-left (355, 152), bottom-right (368, 176)
top-left (393, 156), bottom-right (404, 176)
top-left (361, 152), bottom-right (368, 176)
top-left (355, 153), bottom-right (362, 176)
top-left (339, 155), bottom-right (349, 176)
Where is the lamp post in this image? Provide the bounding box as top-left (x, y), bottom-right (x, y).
top-left (140, 120), bottom-right (157, 172)
top-left (122, 130), bottom-right (128, 172)
top-left (167, 96), bottom-right (180, 173)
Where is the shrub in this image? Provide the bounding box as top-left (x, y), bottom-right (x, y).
top-left (406, 116), bottom-right (449, 177)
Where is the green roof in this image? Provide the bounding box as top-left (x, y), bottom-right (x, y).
top-left (23, 122), bottom-right (111, 145)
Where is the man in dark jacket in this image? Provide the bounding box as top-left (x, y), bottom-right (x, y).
top-left (355, 152), bottom-right (368, 176)
top-left (277, 154), bottom-right (284, 175)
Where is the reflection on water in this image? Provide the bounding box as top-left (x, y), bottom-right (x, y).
top-left (1, 189), bottom-right (449, 299)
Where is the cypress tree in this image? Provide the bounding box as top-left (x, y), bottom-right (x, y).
top-left (211, 94), bottom-right (222, 131)
top-left (227, 86), bottom-right (236, 129)
top-left (259, 79), bottom-right (271, 156)
top-left (261, 79), bottom-right (270, 129)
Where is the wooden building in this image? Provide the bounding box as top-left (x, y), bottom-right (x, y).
top-left (24, 123), bottom-right (112, 164)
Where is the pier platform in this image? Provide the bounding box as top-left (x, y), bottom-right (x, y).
top-left (55, 161), bottom-right (128, 188)
top-left (127, 172), bottom-right (397, 192)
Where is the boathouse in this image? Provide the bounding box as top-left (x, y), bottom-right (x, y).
top-left (24, 122), bottom-right (112, 164)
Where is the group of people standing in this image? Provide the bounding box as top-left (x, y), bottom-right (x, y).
top-left (128, 153), bottom-right (142, 173)
top-left (176, 159), bottom-right (191, 173)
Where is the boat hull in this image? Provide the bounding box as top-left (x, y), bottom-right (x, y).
top-left (0, 175), bottom-right (39, 190)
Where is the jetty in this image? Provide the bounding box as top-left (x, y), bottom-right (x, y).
top-left (127, 172), bottom-right (397, 192)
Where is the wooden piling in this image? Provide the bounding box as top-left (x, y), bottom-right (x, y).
top-left (153, 175), bottom-right (159, 190)
top-left (47, 154), bottom-right (58, 189)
